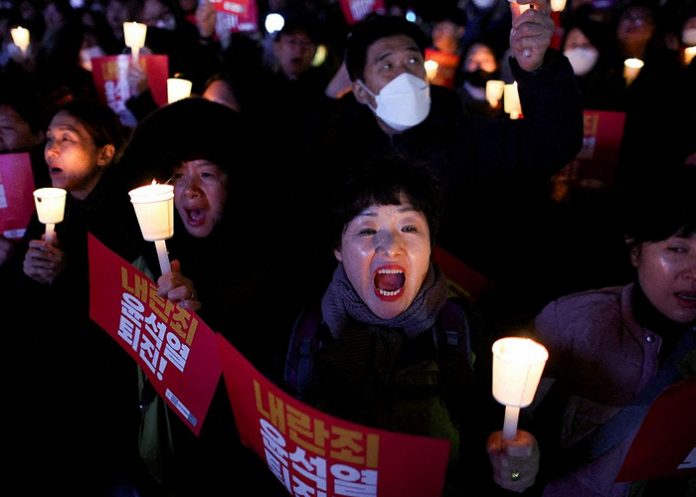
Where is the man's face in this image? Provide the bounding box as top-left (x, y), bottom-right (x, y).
top-left (273, 31), bottom-right (316, 80)
top-left (352, 34), bottom-right (426, 106)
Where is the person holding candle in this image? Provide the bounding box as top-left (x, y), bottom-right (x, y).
top-left (284, 154), bottom-right (541, 496)
top-left (298, 10), bottom-right (582, 331)
top-left (529, 165), bottom-right (696, 497)
top-left (0, 99), bottom-right (154, 495)
top-left (120, 96), bottom-right (290, 497)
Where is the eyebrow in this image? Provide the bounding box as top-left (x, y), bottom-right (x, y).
top-left (49, 124), bottom-right (81, 134)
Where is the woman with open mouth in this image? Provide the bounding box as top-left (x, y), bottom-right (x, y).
top-left (285, 153), bottom-right (541, 497)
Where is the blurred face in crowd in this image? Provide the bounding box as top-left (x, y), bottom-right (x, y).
top-left (44, 111), bottom-right (114, 200)
top-left (353, 34), bottom-right (427, 102)
top-left (335, 195), bottom-right (431, 319)
top-left (0, 105), bottom-right (42, 152)
top-left (432, 20), bottom-right (464, 54)
top-left (171, 159), bottom-right (229, 238)
top-left (631, 234), bottom-right (696, 324)
top-left (463, 42), bottom-right (497, 73)
top-left (140, 0), bottom-right (176, 30)
top-left (617, 6), bottom-right (655, 53)
top-left (273, 30), bottom-right (316, 80)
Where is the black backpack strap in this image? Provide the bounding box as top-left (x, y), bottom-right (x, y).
top-left (433, 299), bottom-right (474, 368)
top-left (284, 306), bottom-right (324, 400)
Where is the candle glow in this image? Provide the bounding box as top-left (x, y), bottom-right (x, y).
top-left (129, 181), bottom-right (174, 275)
top-left (123, 21), bottom-right (147, 62)
top-left (11, 26), bottom-right (30, 54)
top-left (623, 58), bottom-right (644, 85)
top-left (504, 82), bottom-right (522, 119)
top-left (486, 80), bottom-right (505, 107)
top-left (424, 59), bottom-right (439, 83)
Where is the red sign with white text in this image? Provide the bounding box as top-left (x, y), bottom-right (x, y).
top-left (208, 0), bottom-right (258, 32)
top-left (616, 377), bottom-right (696, 481)
top-left (0, 152), bottom-right (35, 239)
top-left (339, 0), bottom-right (385, 25)
top-left (91, 54), bottom-right (169, 115)
top-left (217, 334), bottom-right (450, 497)
top-left (88, 234), bottom-right (221, 435)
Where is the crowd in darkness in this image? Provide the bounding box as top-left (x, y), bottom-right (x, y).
top-left (0, 0), bottom-right (694, 496)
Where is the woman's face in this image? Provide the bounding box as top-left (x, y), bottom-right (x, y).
top-left (632, 234), bottom-right (696, 324)
top-left (172, 159), bottom-right (228, 238)
top-left (44, 111), bottom-right (112, 200)
top-left (335, 196), bottom-right (431, 319)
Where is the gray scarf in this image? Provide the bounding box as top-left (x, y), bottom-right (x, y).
top-left (320, 262), bottom-right (449, 339)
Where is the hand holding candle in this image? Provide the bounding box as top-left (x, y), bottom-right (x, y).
top-left (492, 337), bottom-right (548, 440)
top-left (33, 188), bottom-right (67, 244)
top-left (123, 21), bottom-right (147, 63)
top-left (129, 181), bottom-right (174, 275)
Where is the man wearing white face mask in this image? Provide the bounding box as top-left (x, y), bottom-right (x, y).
top-left (296, 10), bottom-right (583, 323)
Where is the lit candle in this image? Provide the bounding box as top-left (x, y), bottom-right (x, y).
top-left (623, 58), bottom-right (644, 85)
top-left (684, 47), bottom-right (696, 66)
top-left (33, 187), bottom-right (67, 244)
top-left (167, 78), bottom-right (193, 104)
top-left (129, 181), bottom-right (174, 275)
top-left (424, 59), bottom-right (439, 83)
top-left (486, 80), bottom-right (505, 108)
top-left (11, 26), bottom-right (30, 55)
top-left (504, 82), bottom-right (522, 120)
top-left (550, 0), bottom-right (566, 12)
top-left (123, 21), bottom-right (147, 63)
top-left (492, 337), bottom-right (548, 440)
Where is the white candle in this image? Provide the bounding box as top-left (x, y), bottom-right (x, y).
top-left (623, 58), bottom-right (644, 85)
top-left (167, 78), bottom-right (193, 104)
top-left (550, 0), bottom-right (567, 12)
top-left (123, 22), bottom-right (147, 63)
top-left (504, 82), bottom-right (522, 119)
top-left (11, 26), bottom-right (30, 54)
top-left (492, 337), bottom-right (549, 440)
top-left (486, 80), bottom-right (505, 107)
top-left (33, 187), bottom-right (67, 244)
top-left (129, 182), bottom-right (174, 274)
top-left (424, 59), bottom-right (439, 83)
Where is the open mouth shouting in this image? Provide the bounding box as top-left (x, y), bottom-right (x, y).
top-left (373, 265), bottom-right (406, 301)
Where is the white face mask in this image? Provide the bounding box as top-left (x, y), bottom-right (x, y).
top-left (360, 73), bottom-right (431, 132)
top-left (564, 47), bottom-right (599, 76)
top-left (472, 0), bottom-right (498, 10)
top-left (683, 28), bottom-right (696, 46)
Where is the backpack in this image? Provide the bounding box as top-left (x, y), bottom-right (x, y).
top-left (283, 298), bottom-right (475, 403)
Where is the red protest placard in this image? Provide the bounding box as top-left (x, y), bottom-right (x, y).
top-left (88, 233), bottom-right (221, 435)
top-left (616, 377), bottom-right (696, 482)
top-left (552, 110), bottom-right (626, 197)
top-left (208, 0), bottom-right (258, 32)
top-left (339, 0), bottom-right (385, 25)
top-left (217, 334), bottom-right (450, 497)
top-left (0, 152), bottom-right (35, 239)
top-left (91, 54), bottom-right (169, 114)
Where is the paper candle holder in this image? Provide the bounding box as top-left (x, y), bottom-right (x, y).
top-left (623, 58), bottom-right (644, 85)
top-left (492, 336), bottom-right (548, 439)
top-left (33, 187), bottom-right (67, 243)
top-left (128, 183), bottom-right (174, 242)
top-left (123, 21), bottom-right (147, 62)
top-left (503, 82), bottom-right (522, 120)
top-left (11, 26), bottom-right (30, 54)
top-left (167, 78), bottom-right (193, 104)
top-left (486, 80), bottom-right (505, 107)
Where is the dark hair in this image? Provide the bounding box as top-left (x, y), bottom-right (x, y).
top-left (345, 14), bottom-right (429, 81)
top-left (330, 154), bottom-right (444, 250)
top-left (120, 97), bottom-right (249, 189)
top-left (622, 166), bottom-right (696, 246)
top-left (272, 16), bottom-right (320, 44)
top-left (0, 76), bottom-right (48, 134)
top-left (54, 99), bottom-right (125, 158)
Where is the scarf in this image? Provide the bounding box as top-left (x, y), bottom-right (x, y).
top-left (320, 262), bottom-right (449, 339)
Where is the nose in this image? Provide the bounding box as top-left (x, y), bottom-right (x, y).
top-left (176, 175), bottom-right (202, 197)
top-left (377, 230), bottom-right (403, 257)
